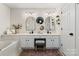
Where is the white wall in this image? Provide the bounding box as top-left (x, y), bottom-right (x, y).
top-left (10, 8), bottom-right (61, 33)
top-left (0, 4), bottom-right (10, 36)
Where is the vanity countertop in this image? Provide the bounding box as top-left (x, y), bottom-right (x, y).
top-left (5, 32), bottom-right (62, 36)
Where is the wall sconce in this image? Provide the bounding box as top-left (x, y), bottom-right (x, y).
top-left (25, 12), bottom-right (33, 16)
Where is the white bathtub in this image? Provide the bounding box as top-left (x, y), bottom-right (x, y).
top-left (0, 41), bottom-right (12, 51)
top-left (0, 40), bottom-right (18, 56)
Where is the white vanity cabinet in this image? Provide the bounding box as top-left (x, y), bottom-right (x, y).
top-left (46, 35), bottom-right (60, 49)
top-left (20, 35), bottom-right (60, 49)
top-left (2, 35), bottom-right (60, 50)
top-left (20, 36), bottom-right (34, 49)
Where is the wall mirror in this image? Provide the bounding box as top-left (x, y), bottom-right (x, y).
top-left (36, 17), bottom-right (44, 24)
top-left (45, 16), bottom-right (55, 32)
top-left (45, 16), bottom-right (51, 31)
top-left (25, 16), bottom-right (36, 32)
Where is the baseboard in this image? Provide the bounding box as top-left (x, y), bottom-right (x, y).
top-left (58, 49), bottom-right (65, 56)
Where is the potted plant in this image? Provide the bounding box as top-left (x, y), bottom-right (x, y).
top-left (12, 24), bottom-right (22, 34)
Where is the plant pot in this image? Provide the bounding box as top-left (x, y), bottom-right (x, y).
top-left (15, 29), bottom-right (19, 34)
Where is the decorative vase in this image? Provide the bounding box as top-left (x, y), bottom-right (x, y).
top-left (15, 29), bottom-right (19, 34)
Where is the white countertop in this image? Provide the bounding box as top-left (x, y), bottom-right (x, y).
top-left (6, 32), bottom-right (62, 36)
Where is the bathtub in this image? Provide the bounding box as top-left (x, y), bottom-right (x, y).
top-left (0, 40), bottom-right (18, 56)
top-left (0, 41), bottom-right (12, 51)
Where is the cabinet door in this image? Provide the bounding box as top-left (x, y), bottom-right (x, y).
top-left (26, 38), bottom-right (34, 49)
top-left (46, 37), bottom-right (54, 49)
top-left (53, 36), bottom-right (60, 48)
top-left (20, 36), bottom-right (34, 49)
top-left (46, 36), bottom-right (60, 49)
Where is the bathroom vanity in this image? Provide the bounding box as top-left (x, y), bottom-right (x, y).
top-left (0, 33), bottom-right (61, 56)
top-left (0, 8), bottom-right (62, 55)
top-left (1, 33), bottom-right (61, 50)
top-left (20, 34), bottom-right (60, 49)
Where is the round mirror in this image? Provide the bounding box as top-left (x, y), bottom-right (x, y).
top-left (36, 17), bottom-right (44, 24)
top-left (45, 16), bottom-right (51, 31)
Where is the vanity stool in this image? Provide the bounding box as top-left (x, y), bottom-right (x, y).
top-left (34, 38), bottom-right (46, 51)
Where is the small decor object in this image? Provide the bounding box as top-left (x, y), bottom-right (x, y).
top-left (57, 22), bottom-right (60, 25)
top-left (47, 30), bottom-right (49, 34)
top-left (36, 17), bottom-right (44, 24)
top-left (61, 11), bottom-right (63, 14)
top-left (29, 30), bottom-right (34, 34)
top-left (56, 15), bottom-right (60, 25)
top-left (40, 25), bottom-right (44, 30)
top-left (11, 29), bottom-right (15, 34)
top-left (52, 19), bottom-right (54, 21)
top-left (12, 24), bottom-right (22, 29)
top-left (4, 29), bottom-right (12, 35)
top-left (3, 31), bottom-right (7, 34)
top-left (56, 19), bottom-right (60, 25)
top-left (32, 30), bottom-right (33, 34)
top-left (12, 24), bottom-right (22, 34)
top-left (56, 15), bottom-right (60, 18)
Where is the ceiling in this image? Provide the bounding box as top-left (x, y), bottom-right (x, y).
top-left (4, 3), bottom-right (65, 8)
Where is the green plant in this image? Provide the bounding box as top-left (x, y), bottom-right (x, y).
top-left (12, 24), bottom-right (22, 29)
